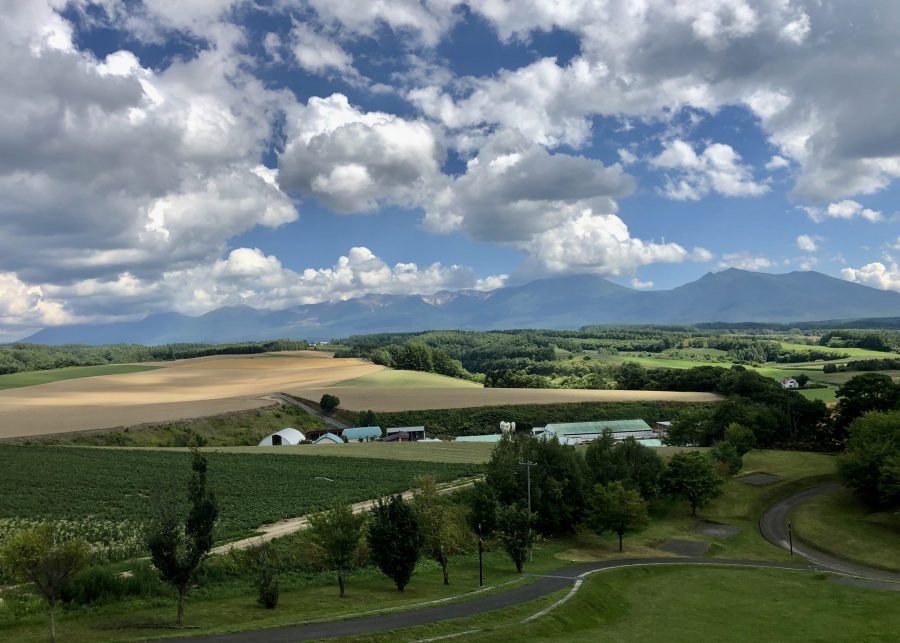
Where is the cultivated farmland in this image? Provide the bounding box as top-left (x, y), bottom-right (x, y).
top-left (0, 352), bottom-right (381, 438)
top-left (0, 445), bottom-right (478, 552)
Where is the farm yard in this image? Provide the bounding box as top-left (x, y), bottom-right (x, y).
top-left (0, 352), bottom-right (381, 438)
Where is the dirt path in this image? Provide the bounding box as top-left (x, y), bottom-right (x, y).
top-left (211, 478), bottom-right (479, 555)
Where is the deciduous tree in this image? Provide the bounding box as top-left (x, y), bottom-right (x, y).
top-left (367, 495), bottom-right (422, 591)
top-left (664, 451), bottom-right (723, 516)
top-left (587, 482), bottom-right (648, 551)
top-left (0, 525), bottom-right (91, 643)
top-left (308, 503), bottom-right (366, 597)
top-left (411, 475), bottom-right (464, 585)
top-left (496, 504), bottom-right (534, 573)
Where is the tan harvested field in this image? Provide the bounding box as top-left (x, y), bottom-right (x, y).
top-left (289, 386), bottom-right (722, 412)
top-left (0, 352), bottom-right (381, 439)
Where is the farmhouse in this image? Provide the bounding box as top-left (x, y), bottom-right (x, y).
top-left (386, 426), bottom-right (426, 441)
top-left (258, 427), bottom-right (304, 446)
top-left (780, 377), bottom-right (800, 389)
top-left (532, 420), bottom-right (659, 446)
top-left (342, 426), bottom-right (382, 441)
top-left (313, 432), bottom-right (343, 445)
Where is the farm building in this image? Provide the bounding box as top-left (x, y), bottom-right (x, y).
top-left (313, 432), bottom-right (343, 445)
top-left (780, 377), bottom-right (799, 389)
top-left (455, 434), bottom-right (504, 443)
top-left (533, 420), bottom-right (657, 446)
top-left (386, 426), bottom-right (425, 441)
top-left (383, 432), bottom-right (408, 442)
top-left (343, 426), bottom-right (382, 441)
top-left (654, 421), bottom-right (672, 438)
top-left (258, 427), bottom-right (305, 446)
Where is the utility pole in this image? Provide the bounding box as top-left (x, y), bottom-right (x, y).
top-left (788, 521), bottom-right (793, 556)
top-left (519, 460), bottom-right (537, 562)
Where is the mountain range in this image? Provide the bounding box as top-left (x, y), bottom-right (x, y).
top-left (23, 269), bottom-right (900, 345)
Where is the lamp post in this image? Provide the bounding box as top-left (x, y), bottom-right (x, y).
top-left (477, 522), bottom-right (484, 587)
top-left (519, 460), bottom-right (536, 562)
top-left (788, 521), bottom-right (793, 556)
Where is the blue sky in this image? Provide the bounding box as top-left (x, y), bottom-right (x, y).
top-left (1, 1), bottom-right (899, 339)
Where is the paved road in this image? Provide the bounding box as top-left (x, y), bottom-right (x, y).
top-left (758, 482), bottom-right (900, 583)
top-left (271, 393), bottom-right (348, 430)
top-left (169, 558), bottom-right (810, 643)
top-left (172, 482), bottom-right (900, 643)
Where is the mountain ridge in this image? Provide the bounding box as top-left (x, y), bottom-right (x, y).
top-left (22, 269), bottom-right (900, 345)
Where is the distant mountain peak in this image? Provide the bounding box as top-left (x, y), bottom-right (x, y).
top-left (21, 270), bottom-right (900, 345)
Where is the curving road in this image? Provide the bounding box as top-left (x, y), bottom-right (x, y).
top-left (759, 482), bottom-right (900, 584)
top-left (170, 559), bottom-right (810, 643)
top-left (170, 482), bottom-right (900, 643)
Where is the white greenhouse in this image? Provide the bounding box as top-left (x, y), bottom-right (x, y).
top-left (258, 427), bottom-right (305, 446)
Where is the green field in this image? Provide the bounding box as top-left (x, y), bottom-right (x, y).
top-left (25, 403), bottom-right (329, 447)
top-left (0, 445), bottom-right (479, 546)
top-left (778, 342), bottom-right (894, 359)
top-left (791, 486), bottom-right (900, 573)
top-left (338, 369), bottom-right (482, 388)
top-left (0, 364), bottom-right (159, 390)
top-left (465, 566), bottom-right (900, 642)
top-left (203, 440), bottom-right (495, 464)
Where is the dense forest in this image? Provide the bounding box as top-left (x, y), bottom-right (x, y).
top-left (0, 340), bottom-right (309, 374)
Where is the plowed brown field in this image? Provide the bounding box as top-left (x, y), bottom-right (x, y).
top-left (0, 352), bottom-right (381, 438)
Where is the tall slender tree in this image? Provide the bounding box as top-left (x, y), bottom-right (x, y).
top-left (147, 448), bottom-right (218, 625)
top-left (308, 503), bottom-right (365, 597)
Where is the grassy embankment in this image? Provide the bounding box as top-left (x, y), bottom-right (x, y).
top-left (0, 364), bottom-right (159, 390)
top-left (18, 403), bottom-right (328, 447)
top-left (790, 486), bottom-right (900, 573)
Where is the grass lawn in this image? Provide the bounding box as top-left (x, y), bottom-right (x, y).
top-left (0, 364), bottom-right (159, 390)
top-left (202, 440), bottom-right (496, 464)
top-left (791, 486), bottom-right (900, 573)
top-left (24, 403), bottom-right (328, 447)
top-left (337, 369), bottom-right (482, 388)
top-left (798, 387), bottom-right (838, 402)
top-left (552, 449), bottom-right (838, 564)
top-left (462, 566), bottom-right (900, 643)
top-left (0, 537), bottom-right (571, 643)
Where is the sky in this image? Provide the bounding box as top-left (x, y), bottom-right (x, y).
top-left (1, 0), bottom-right (900, 340)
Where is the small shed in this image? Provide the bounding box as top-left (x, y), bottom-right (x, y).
top-left (386, 426), bottom-right (425, 441)
top-left (343, 426), bottom-right (382, 441)
top-left (258, 428), bottom-right (305, 446)
top-left (314, 432), bottom-right (344, 445)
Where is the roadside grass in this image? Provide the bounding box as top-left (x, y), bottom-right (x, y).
top-left (791, 486), bottom-right (900, 573)
top-left (200, 441), bottom-right (496, 464)
top-left (553, 449), bottom-right (838, 564)
top-left (20, 402), bottom-right (326, 447)
top-left (0, 539), bottom-right (571, 643)
top-left (0, 364), bottom-right (159, 390)
top-left (337, 369), bottom-right (481, 388)
top-left (461, 566), bottom-right (900, 643)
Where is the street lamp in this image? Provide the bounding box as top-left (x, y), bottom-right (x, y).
top-left (519, 460), bottom-right (536, 562)
top-left (477, 522), bottom-right (484, 587)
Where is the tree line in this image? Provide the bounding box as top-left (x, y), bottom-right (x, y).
top-left (0, 340), bottom-right (310, 375)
